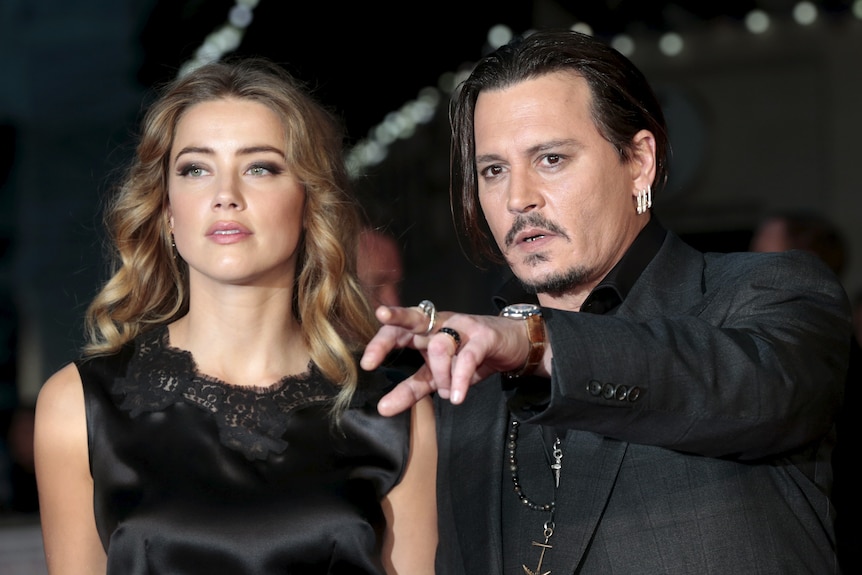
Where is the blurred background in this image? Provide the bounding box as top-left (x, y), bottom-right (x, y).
top-left (1, 0), bottom-right (861, 571)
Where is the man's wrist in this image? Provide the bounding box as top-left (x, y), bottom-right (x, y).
top-left (499, 303), bottom-right (545, 378)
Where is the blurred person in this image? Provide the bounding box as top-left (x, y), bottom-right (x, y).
top-left (358, 227), bottom-right (404, 308)
top-left (361, 30), bottom-right (851, 574)
top-left (750, 209), bottom-right (847, 277)
top-left (357, 226), bottom-right (425, 376)
top-left (33, 57), bottom-right (436, 575)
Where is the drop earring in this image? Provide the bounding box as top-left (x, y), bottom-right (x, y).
top-left (636, 185), bottom-right (652, 215)
top-left (168, 217), bottom-right (177, 258)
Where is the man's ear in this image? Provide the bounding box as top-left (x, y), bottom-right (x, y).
top-left (629, 129), bottom-right (657, 194)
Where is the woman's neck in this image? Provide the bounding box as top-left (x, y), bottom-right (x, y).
top-left (168, 298), bottom-right (310, 387)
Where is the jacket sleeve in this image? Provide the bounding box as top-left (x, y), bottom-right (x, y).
top-left (514, 249), bottom-right (851, 461)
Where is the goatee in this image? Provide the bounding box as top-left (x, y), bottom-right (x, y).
top-left (517, 263), bottom-right (589, 298)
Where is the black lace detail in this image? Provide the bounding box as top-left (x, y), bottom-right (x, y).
top-left (113, 326), bottom-right (339, 460)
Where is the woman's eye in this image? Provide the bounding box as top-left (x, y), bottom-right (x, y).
top-left (178, 164), bottom-right (205, 177)
top-left (248, 163), bottom-right (282, 176)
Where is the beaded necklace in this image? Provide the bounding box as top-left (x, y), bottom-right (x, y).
top-left (507, 419), bottom-right (562, 575)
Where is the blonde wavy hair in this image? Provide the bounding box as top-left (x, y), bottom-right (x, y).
top-left (85, 57), bottom-right (378, 416)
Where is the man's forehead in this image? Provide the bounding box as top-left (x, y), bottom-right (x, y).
top-left (473, 81), bottom-right (597, 160)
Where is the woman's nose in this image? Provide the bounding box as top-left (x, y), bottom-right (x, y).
top-left (212, 174), bottom-right (245, 210)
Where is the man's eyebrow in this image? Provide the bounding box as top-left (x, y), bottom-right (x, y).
top-left (475, 152), bottom-right (505, 165)
top-left (527, 139), bottom-right (579, 154)
top-left (475, 139), bottom-right (580, 164)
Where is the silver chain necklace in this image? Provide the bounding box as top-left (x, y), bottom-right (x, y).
top-left (507, 419), bottom-right (563, 575)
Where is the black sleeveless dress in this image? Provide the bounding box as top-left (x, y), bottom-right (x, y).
top-left (77, 325), bottom-right (410, 574)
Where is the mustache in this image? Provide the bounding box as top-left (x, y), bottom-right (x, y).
top-left (504, 212), bottom-right (569, 249)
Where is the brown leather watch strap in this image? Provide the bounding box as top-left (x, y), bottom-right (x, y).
top-left (504, 313), bottom-right (546, 378)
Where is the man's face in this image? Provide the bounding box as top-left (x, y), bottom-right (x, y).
top-left (474, 71), bottom-right (654, 308)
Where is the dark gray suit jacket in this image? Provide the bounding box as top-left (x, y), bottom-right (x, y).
top-left (435, 231), bottom-right (850, 574)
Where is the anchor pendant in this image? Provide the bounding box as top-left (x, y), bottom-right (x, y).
top-left (521, 539), bottom-right (552, 575)
top-left (522, 520), bottom-right (554, 575)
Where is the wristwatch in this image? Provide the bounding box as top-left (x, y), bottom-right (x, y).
top-left (499, 303), bottom-right (545, 378)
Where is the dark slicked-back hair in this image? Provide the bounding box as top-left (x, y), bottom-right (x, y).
top-left (450, 29), bottom-right (670, 262)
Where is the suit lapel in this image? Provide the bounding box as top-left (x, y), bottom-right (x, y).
top-left (620, 232), bottom-right (706, 318)
top-left (552, 432), bottom-right (628, 571)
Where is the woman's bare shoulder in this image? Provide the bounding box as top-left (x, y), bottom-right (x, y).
top-left (36, 362), bottom-right (84, 421)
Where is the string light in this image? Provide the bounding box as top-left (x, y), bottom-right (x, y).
top-left (611, 34), bottom-right (635, 57)
top-left (658, 32), bottom-right (685, 57)
top-left (745, 10), bottom-right (771, 34)
top-left (793, 1), bottom-right (819, 25)
top-left (487, 24), bottom-right (514, 49)
top-left (344, 86), bottom-right (441, 177)
top-left (178, 0), bottom-right (260, 77)
top-left (571, 22), bottom-right (594, 36)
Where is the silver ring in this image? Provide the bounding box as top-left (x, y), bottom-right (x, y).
top-left (439, 327), bottom-right (461, 351)
top-left (417, 300), bottom-right (437, 336)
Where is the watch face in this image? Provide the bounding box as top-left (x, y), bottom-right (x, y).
top-left (501, 303), bottom-right (541, 319)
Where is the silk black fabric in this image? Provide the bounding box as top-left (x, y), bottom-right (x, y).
top-left (77, 326), bottom-right (410, 574)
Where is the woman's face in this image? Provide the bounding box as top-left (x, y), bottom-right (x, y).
top-left (167, 97), bottom-right (306, 289)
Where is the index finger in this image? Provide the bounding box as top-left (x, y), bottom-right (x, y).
top-left (377, 366), bottom-right (437, 416)
top-left (360, 323), bottom-right (414, 370)
top-left (375, 303), bottom-right (444, 334)
top-left (359, 305), bottom-right (431, 370)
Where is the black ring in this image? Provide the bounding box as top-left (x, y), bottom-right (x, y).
top-left (439, 327), bottom-right (461, 349)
